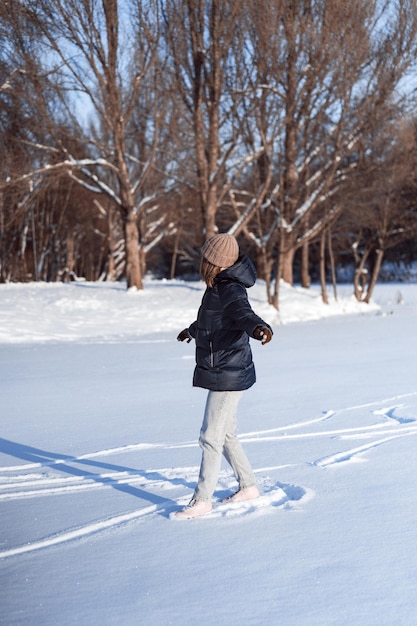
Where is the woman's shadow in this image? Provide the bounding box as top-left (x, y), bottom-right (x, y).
top-left (0, 438), bottom-right (193, 517)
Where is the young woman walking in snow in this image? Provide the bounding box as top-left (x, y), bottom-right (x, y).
top-left (175, 234), bottom-right (273, 519)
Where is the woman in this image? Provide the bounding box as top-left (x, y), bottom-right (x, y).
top-left (175, 233), bottom-right (273, 519)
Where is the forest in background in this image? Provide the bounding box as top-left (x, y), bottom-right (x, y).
top-left (1, 0), bottom-right (417, 309)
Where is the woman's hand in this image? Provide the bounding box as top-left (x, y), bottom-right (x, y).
top-left (177, 328), bottom-right (193, 343)
top-left (254, 326), bottom-right (273, 345)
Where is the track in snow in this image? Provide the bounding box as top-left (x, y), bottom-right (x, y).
top-left (1, 391), bottom-right (416, 560)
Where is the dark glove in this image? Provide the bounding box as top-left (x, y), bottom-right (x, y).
top-left (254, 325), bottom-right (273, 345)
top-left (177, 328), bottom-right (193, 343)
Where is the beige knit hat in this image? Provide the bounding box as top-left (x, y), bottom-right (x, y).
top-left (201, 234), bottom-right (239, 268)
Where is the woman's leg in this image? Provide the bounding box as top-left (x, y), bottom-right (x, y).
top-left (222, 415), bottom-right (257, 490)
top-left (194, 390), bottom-right (243, 502)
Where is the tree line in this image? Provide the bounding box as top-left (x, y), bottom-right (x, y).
top-left (1, 0), bottom-right (417, 308)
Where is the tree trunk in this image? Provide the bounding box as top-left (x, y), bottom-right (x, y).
top-left (107, 205), bottom-right (116, 282)
top-left (280, 243), bottom-right (295, 285)
top-left (258, 249), bottom-right (274, 305)
top-left (328, 228), bottom-right (337, 301)
top-left (123, 214), bottom-right (143, 289)
top-left (364, 248), bottom-right (384, 303)
top-left (353, 248), bottom-right (370, 301)
top-left (301, 240), bottom-right (310, 288)
top-left (170, 222), bottom-right (182, 280)
top-left (270, 231), bottom-right (285, 310)
top-left (320, 230), bottom-right (329, 304)
top-left (29, 209), bottom-right (38, 281)
top-left (204, 195), bottom-right (217, 239)
top-left (271, 244), bottom-right (282, 310)
top-left (281, 4), bottom-right (298, 288)
top-left (65, 233), bottom-right (75, 281)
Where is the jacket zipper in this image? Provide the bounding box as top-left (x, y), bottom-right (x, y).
top-left (209, 341), bottom-right (214, 367)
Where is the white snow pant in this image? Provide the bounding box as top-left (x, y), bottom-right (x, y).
top-left (194, 390), bottom-right (257, 502)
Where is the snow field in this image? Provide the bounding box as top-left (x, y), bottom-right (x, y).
top-left (1, 279), bottom-right (417, 625)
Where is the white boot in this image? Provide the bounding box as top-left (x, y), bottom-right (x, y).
top-left (222, 485), bottom-right (260, 503)
top-left (174, 497), bottom-right (212, 520)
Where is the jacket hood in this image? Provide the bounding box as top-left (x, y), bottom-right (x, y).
top-left (214, 254), bottom-right (257, 288)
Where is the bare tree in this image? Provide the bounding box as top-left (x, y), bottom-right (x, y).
top-left (163, 0), bottom-right (260, 240)
top-left (0, 7), bottom-right (51, 281)
top-left (226, 0), bottom-right (417, 308)
top-left (2, 0), bottom-right (169, 288)
top-left (337, 119), bottom-right (417, 302)
top-left (2, 0), bottom-right (417, 293)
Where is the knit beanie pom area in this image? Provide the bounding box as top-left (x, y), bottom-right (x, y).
top-left (201, 234), bottom-right (239, 268)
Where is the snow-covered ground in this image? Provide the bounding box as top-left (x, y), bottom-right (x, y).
top-left (1, 278), bottom-right (416, 625)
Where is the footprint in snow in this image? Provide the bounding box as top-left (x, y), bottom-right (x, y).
top-left (170, 480), bottom-right (312, 520)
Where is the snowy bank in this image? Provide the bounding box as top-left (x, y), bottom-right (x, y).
top-left (0, 278), bottom-right (383, 344)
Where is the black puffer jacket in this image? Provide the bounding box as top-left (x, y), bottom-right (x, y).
top-left (188, 255), bottom-right (272, 391)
